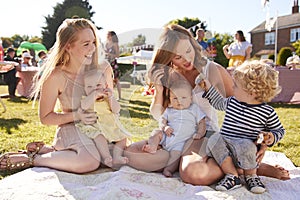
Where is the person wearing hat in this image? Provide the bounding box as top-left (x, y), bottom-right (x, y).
top-left (3, 48), bottom-right (21, 98)
top-left (21, 52), bottom-right (33, 70)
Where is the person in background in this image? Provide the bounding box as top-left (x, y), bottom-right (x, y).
top-left (3, 47), bottom-right (20, 98)
top-left (37, 50), bottom-right (47, 68)
top-left (223, 30), bottom-right (252, 68)
top-left (195, 28), bottom-right (209, 57)
top-left (142, 78), bottom-right (206, 177)
top-left (105, 31), bottom-right (121, 100)
top-left (20, 52), bottom-right (33, 70)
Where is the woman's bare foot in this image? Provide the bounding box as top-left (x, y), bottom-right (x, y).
top-left (113, 156), bottom-right (129, 166)
top-left (103, 156), bottom-right (113, 167)
top-left (142, 144), bottom-right (157, 154)
top-left (258, 163), bottom-right (290, 180)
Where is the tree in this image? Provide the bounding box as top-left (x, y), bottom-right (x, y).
top-left (167, 17), bottom-right (206, 37)
top-left (132, 34), bottom-right (146, 46)
top-left (213, 33), bottom-right (234, 67)
top-left (277, 47), bottom-right (292, 66)
top-left (41, 0), bottom-right (96, 49)
top-left (292, 40), bottom-right (300, 56)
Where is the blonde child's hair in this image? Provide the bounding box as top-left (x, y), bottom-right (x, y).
top-left (233, 60), bottom-right (281, 102)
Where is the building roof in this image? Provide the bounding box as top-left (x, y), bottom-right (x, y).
top-left (254, 49), bottom-right (275, 56)
top-left (250, 13), bottom-right (300, 33)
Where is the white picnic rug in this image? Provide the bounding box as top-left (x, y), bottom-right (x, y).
top-left (0, 151), bottom-right (299, 200)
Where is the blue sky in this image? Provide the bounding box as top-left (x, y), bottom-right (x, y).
top-left (0, 0), bottom-right (294, 44)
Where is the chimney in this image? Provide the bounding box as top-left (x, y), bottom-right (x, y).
top-left (292, 0), bottom-right (299, 14)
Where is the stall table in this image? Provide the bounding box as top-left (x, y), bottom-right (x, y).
top-left (17, 67), bottom-right (39, 98)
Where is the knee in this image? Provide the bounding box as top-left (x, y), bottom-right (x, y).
top-left (180, 162), bottom-right (211, 185)
top-left (71, 157), bottom-right (100, 174)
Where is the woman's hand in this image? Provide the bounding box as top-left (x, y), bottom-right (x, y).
top-left (222, 44), bottom-right (229, 51)
top-left (256, 144), bottom-right (268, 165)
top-left (76, 108), bottom-right (98, 125)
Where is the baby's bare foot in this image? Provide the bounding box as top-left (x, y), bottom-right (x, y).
top-left (163, 168), bottom-right (173, 177)
top-left (113, 156), bottom-right (129, 165)
top-left (142, 144), bottom-right (157, 154)
top-left (103, 156), bottom-right (113, 167)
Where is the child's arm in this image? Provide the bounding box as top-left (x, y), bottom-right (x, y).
top-left (106, 90), bottom-right (121, 114)
top-left (193, 118), bottom-right (206, 140)
top-left (103, 62), bottom-right (121, 113)
top-left (80, 92), bottom-right (97, 111)
top-left (263, 110), bottom-right (285, 146)
top-left (159, 115), bottom-right (173, 137)
top-left (195, 74), bottom-right (229, 111)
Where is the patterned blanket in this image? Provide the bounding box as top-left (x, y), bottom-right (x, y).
top-left (0, 151), bottom-right (299, 200)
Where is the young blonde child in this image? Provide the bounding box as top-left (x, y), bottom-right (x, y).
top-left (76, 68), bottom-right (131, 168)
top-left (196, 60), bottom-right (285, 194)
top-left (143, 80), bottom-right (206, 177)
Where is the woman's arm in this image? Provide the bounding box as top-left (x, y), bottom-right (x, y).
top-left (245, 45), bottom-right (252, 60)
top-left (149, 84), bottom-right (165, 120)
top-left (39, 71), bottom-right (78, 125)
top-left (222, 44), bottom-right (231, 59)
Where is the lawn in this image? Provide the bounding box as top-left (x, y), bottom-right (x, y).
top-left (0, 84), bottom-right (299, 179)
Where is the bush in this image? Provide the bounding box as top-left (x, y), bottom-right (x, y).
top-left (277, 47), bottom-right (292, 66)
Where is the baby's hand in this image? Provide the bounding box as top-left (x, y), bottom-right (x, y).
top-left (103, 88), bottom-right (113, 99)
top-left (164, 126), bottom-right (174, 137)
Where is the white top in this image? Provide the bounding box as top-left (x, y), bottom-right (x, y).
top-left (161, 103), bottom-right (206, 151)
top-left (228, 41), bottom-right (252, 56)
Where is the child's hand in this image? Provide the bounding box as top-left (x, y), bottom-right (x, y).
top-left (93, 88), bottom-right (106, 100)
top-left (257, 131), bottom-right (274, 146)
top-left (164, 126), bottom-right (174, 137)
top-left (103, 88), bottom-right (113, 99)
top-left (195, 73), bottom-right (210, 92)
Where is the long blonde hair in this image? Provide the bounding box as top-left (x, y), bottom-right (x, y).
top-left (31, 18), bottom-right (101, 101)
top-left (148, 24), bottom-right (207, 108)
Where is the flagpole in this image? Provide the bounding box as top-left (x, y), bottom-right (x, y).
top-left (274, 10), bottom-right (278, 65)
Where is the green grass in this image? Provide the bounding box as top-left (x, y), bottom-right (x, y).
top-left (0, 84), bottom-right (299, 179)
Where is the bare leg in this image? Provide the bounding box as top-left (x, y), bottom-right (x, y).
top-left (124, 140), bottom-right (169, 172)
top-left (180, 138), bottom-right (224, 185)
top-left (257, 163), bottom-right (290, 180)
top-left (142, 131), bottom-right (163, 154)
top-left (163, 150), bottom-right (181, 177)
top-left (94, 134), bottom-right (112, 167)
top-left (113, 138), bottom-right (128, 166)
top-left (220, 156), bottom-right (239, 177)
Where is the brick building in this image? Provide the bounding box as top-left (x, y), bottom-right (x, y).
top-left (250, 0), bottom-right (300, 59)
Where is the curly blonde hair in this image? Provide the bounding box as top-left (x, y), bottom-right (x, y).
top-left (233, 60), bottom-right (281, 102)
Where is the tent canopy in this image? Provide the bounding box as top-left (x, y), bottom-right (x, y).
top-left (17, 41), bottom-right (47, 56)
top-left (117, 50), bottom-right (153, 65)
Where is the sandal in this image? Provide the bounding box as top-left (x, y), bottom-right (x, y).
top-left (26, 141), bottom-right (45, 155)
top-left (0, 151), bottom-right (35, 173)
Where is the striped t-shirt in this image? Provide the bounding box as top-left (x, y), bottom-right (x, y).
top-left (203, 86), bottom-right (285, 146)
